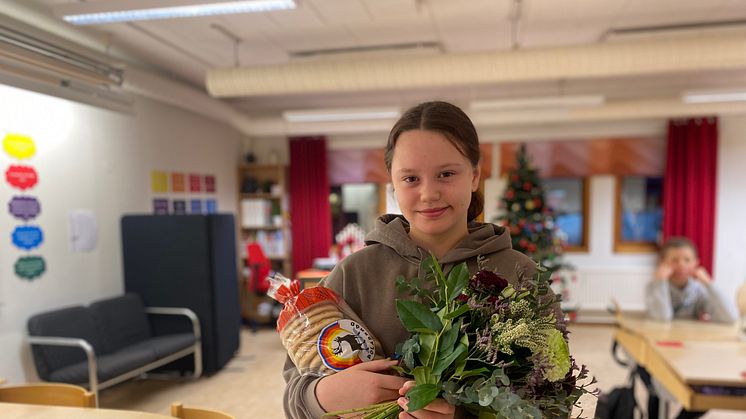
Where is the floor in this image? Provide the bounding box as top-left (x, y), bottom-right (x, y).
top-left (100, 324), bottom-right (743, 418)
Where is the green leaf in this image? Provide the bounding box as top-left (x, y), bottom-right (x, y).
top-left (438, 319), bottom-right (461, 355)
top-left (420, 256), bottom-right (437, 280)
top-left (390, 365), bottom-right (406, 376)
top-left (446, 263), bottom-right (469, 302)
top-left (401, 335), bottom-right (420, 370)
top-left (433, 343), bottom-right (466, 376)
top-left (454, 367), bottom-right (490, 379)
top-left (405, 384), bottom-right (440, 412)
top-left (396, 300), bottom-right (443, 333)
top-left (412, 366), bottom-right (436, 385)
top-left (418, 333), bottom-right (436, 366)
top-left (443, 303), bottom-right (470, 320)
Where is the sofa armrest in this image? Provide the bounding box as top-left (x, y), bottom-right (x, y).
top-left (26, 336), bottom-right (100, 405)
top-left (144, 307), bottom-right (202, 378)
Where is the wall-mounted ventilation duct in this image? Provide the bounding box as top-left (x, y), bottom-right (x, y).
top-left (206, 33), bottom-right (746, 98)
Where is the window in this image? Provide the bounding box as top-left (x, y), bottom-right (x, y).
top-left (544, 178), bottom-right (589, 252)
top-left (615, 176), bottom-right (663, 252)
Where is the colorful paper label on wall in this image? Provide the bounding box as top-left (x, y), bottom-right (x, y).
top-left (15, 255), bottom-right (46, 280)
top-left (12, 225), bottom-right (44, 250)
top-left (173, 199), bottom-right (186, 215)
top-left (8, 196), bottom-right (41, 221)
top-left (153, 198), bottom-right (169, 215)
top-left (5, 165), bottom-right (38, 190)
top-left (189, 174), bottom-right (201, 192)
top-left (3, 133), bottom-right (36, 160)
top-left (171, 172), bottom-right (185, 192)
top-left (190, 199), bottom-right (202, 214)
top-left (204, 175), bottom-right (216, 193)
top-left (206, 199), bottom-right (217, 214)
top-left (151, 171), bottom-right (168, 193)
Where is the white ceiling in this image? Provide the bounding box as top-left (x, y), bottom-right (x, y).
top-left (24, 0), bottom-right (746, 118)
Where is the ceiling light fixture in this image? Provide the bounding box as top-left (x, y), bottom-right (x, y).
top-left (682, 89), bottom-right (746, 104)
top-left (55, 0), bottom-right (296, 26)
top-left (283, 107), bottom-right (401, 123)
top-left (470, 95), bottom-right (605, 111)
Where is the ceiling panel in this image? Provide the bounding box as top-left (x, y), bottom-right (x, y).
top-left (521, 20), bottom-right (607, 48)
top-left (526, 0), bottom-right (624, 22)
top-left (362, 0), bottom-right (423, 22)
top-left (306, 0), bottom-right (372, 25)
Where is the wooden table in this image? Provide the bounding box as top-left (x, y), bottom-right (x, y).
top-left (615, 314), bottom-right (746, 412)
top-left (0, 402), bottom-right (173, 418)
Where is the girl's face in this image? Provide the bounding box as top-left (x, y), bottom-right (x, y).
top-left (390, 129), bottom-right (480, 242)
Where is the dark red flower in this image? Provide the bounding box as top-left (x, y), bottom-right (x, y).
top-left (456, 294), bottom-right (469, 303)
top-left (470, 270), bottom-right (509, 294)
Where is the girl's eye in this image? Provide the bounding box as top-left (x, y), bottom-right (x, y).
top-left (403, 176), bottom-right (418, 183)
top-left (439, 171), bottom-right (456, 178)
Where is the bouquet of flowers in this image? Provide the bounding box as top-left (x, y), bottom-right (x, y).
top-left (325, 256), bottom-right (595, 418)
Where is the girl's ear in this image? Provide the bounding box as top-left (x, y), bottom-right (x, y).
top-left (471, 165), bottom-right (481, 192)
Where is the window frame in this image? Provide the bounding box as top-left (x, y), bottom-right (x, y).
top-left (544, 177), bottom-right (590, 253)
top-left (614, 175), bottom-right (660, 254)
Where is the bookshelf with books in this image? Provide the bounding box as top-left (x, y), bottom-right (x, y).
top-left (238, 164), bottom-right (291, 324)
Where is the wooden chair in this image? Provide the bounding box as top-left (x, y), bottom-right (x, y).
top-left (0, 383), bottom-right (95, 407)
top-left (171, 402), bottom-right (236, 419)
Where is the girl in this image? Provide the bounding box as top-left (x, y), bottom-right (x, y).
top-left (283, 101), bottom-right (536, 419)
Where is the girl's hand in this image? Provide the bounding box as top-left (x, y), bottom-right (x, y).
top-left (316, 359), bottom-right (408, 413)
top-left (397, 381), bottom-right (456, 419)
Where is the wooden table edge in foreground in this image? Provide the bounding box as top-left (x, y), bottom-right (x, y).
top-left (614, 322), bottom-right (746, 412)
top-left (0, 402), bottom-right (174, 419)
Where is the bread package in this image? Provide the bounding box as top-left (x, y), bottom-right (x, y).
top-left (268, 273), bottom-right (384, 376)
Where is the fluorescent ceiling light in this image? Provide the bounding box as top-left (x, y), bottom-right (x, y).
top-left (682, 89), bottom-right (746, 104)
top-left (471, 95), bottom-right (605, 111)
top-left (55, 0), bottom-right (296, 25)
top-left (283, 108), bottom-right (401, 123)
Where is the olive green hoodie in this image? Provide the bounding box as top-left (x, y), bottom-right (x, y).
top-left (283, 214), bottom-right (536, 419)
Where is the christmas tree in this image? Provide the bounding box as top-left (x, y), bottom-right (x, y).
top-left (497, 144), bottom-right (564, 271)
top-left (497, 145), bottom-right (578, 317)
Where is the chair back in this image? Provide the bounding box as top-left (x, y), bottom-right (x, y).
top-left (0, 383), bottom-right (95, 407)
top-left (170, 402), bottom-right (236, 419)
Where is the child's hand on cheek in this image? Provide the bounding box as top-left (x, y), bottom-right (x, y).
top-left (397, 381), bottom-right (456, 419)
top-left (693, 267), bottom-right (711, 284)
top-left (655, 262), bottom-right (673, 281)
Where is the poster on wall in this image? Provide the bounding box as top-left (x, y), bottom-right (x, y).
top-left (5, 165), bottom-right (38, 190)
top-left (189, 174), bottom-right (201, 192)
top-left (69, 210), bottom-right (97, 252)
top-left (171, 172), bottom-right (185, 193)
top-left (206, 199), bottom-right (217, 214)
top-left (3, 133), bottom-right (36, 159)
top-left (12, 225), bottom-right (44, 250)
top-left (15, 256), bottom-right (46, 280)
top-left (153, 198), bottom-right (169, 215)
top-left (151, 171), bottom-right (168, 193)
top-left (173, 199), bottom-right (186, 215)
top-left (190, 199), bottom-right (202, 214)
top-left (204, 175), bottom-right (216, 193)
top-left (8, 196), bottom-right (40, 221)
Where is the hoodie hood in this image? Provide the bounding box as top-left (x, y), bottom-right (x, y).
top-left (365, 214), bottom-right (513, 266)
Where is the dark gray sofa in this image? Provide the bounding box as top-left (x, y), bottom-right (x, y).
top-left (27, 293), bottom-right (202, 405)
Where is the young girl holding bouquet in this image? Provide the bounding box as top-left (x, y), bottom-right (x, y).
top-left (283, 101), bottom-right (538, 419)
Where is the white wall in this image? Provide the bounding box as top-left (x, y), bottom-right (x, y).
top-left (0, 83), bottom-right (241, 383)
top-left (714, 115), bottom-right (746, 306)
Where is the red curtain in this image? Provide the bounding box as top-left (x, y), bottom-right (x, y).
top-left (662, 118), bottom-right (718, 272)
top-left (289, 137), bottom-right (332, 276)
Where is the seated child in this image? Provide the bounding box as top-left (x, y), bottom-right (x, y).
top-left (640, 237), bottom-right (737, 419)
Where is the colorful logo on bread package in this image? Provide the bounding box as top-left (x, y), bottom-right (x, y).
top-left (5, 165), bottom-right (38, 190)
top-left (317, 319), bottom-right (375, 371)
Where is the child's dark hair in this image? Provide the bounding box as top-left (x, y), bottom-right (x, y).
top-left (660, 236), bottom-right (698, 258)
top-left (384, 101), bottom-right (483, 222)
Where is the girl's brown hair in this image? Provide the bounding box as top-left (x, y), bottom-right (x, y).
top-left (385, 101), bottom-right (483, 222)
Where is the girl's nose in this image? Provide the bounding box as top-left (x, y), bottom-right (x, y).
top-left (420, 179), bottom-right (440, 202)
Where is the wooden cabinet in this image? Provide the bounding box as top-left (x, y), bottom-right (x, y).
top-left (237, 164), bottom-right (291, 324)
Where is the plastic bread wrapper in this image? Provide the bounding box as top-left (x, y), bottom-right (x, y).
top-left (268, 272), bottom-right (384, 376)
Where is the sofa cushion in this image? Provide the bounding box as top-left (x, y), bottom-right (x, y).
top-left (90, 293), bottom-right (152, 355)
top-left (49, 346), bottom-right (156, 385)
top-left (27, 306), bottom-right (102, 381)
top-left (126, 334), bottom-right (197, 359)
